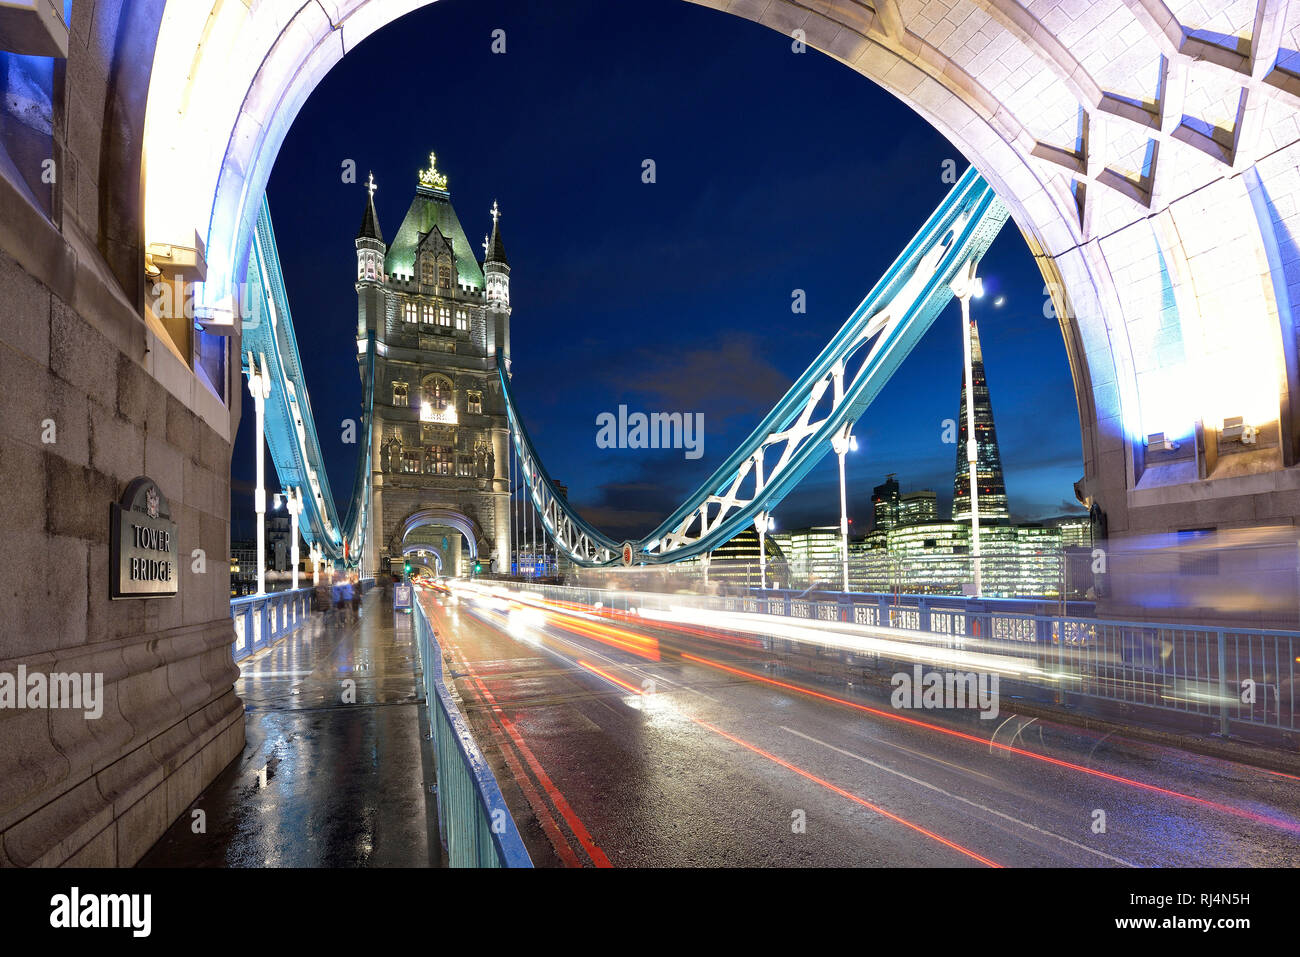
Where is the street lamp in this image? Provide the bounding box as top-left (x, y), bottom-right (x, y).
top-left (830, 422), bottom-right (858, 593)
top-left (246, 351), bottom-right (271, 596)
top-left (756, 512), bottom-right (775, 591)
top-left (285, 487), bottom-right (303, 591)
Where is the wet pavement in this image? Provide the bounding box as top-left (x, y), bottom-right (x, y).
top-left (140, 588), bottom-right (438, 867)
top-left (428, 587), bottom-right (1300, 868)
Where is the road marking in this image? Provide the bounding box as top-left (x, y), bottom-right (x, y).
top-left (680, 652), bottom-right (1300, 834)
top-left (569, 655), bottom-right (999, 867)
top-left (780, 726), bottom-right (1135, 867)
top-left (692, 717), bottom-right (1002, 867)
top-left (433, 600), bottom-right (613, 868)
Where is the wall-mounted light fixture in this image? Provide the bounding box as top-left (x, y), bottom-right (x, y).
top-left (0, 1), bottom-right (68, 58)
top-left (1221, 416), bottom-right (1258, 444)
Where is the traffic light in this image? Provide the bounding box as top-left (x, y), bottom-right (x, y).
top-left (404, 561), bottom-right (411, 576)
top-left (473, 560), bottom-right (482, 574)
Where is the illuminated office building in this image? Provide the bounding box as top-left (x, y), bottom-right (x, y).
top-left (772, 526), bottom-right (843, 581)
top-left (853, 519), bottom-right (1083, 598)
top-left (1045, 514), bottom-right (1092, 548)
top-left (898, 490), bottom-right (938, 526)
top-left (708, 527), bottom-right (789, 588)
top-left (872, 474), bottom-right (901, 530)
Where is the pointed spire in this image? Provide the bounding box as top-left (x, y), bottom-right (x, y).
top-left (357, 172), bottom-right (384, 243)
top-left (485, 199), bottom-right (508, 266)
top-left (968, 316), bottom-right (984, 365)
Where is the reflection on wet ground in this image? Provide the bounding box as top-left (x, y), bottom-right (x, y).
top-left (139, 589), bottom-right (438, 867)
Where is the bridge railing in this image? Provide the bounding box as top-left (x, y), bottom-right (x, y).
top-left (505, 582), bottom-right (1300, 739)
top-left (230, 587), bottom-right (314, 662)
top-left (411, 597), bottom-right (532, 868)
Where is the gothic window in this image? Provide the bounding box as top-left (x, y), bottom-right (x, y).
top-left (439, 304), bottom-right (451, 327)
top-left (426, 445), bottom-right (453, 475)
top-left (421, 302), bottom-right (434, 324)
top-left (423, 375), bottom-right (452, 408)
top-left (420, 255), bottom-right (436, 287)
top-left (392, 381), bottom-right (409, 407)
top-left (467, 390), bottom-right (482, 414)
top-left (439, 261), bottom-right (452, 289)
top-left (456, 458), bottom-right (474, 478)
top-left (404, 301), bottom-right (417, 324)
top-left (419, 374), bottom-right (456, 423)
top-left (455, 308), bottom-right (469, 332)
top-left (401, 451), bottom-right (421, 474)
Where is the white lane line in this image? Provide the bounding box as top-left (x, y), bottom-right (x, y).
top-left (780, 725), bottom-right (1136, 867)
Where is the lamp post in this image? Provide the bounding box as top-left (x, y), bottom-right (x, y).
top-left (950, 262), bottom-right (983, 596)
top-left (756, 512), bottom-right (774, 590)
top-left (830, 422), bottom-right (857, 593)
top-left (246, 351), bottom-right (271, 596)
top-left (285, 487), bottom-right (303, 591)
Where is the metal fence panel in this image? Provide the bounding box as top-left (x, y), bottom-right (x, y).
top-left (411, 599), bottom-right (532, 868)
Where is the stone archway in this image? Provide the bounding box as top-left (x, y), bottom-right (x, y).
top-left (401, 543), bottom-right (444, 575)
top-left (390, 507), bottom-right (485, 570)
top-left (9, 0), bottom-right (1300, 869)
top-left (134, 0), bottom-right (1300, 541)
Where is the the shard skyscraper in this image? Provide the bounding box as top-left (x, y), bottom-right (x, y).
top-left (952, 317), bottom-right (1010, 523)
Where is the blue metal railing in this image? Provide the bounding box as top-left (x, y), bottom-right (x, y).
top-left (230, 587), bottom-right (314, 661)
top-left (411, 598), bottom-right (532, 867)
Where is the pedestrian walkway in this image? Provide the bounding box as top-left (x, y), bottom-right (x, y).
top-left (139, 587), bottom-right (439, 867)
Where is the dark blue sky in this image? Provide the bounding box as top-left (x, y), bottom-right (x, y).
top-left (231, 0), bottom-right (1085, 542)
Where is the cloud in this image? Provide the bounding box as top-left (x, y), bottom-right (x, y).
top-left (565, 454), bottom-right (700, 540)
top-left (606, 334), bottom-right (791, 433)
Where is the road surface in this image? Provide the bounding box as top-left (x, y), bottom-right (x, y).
top-left (422, 586), bottom-right (1300, 867)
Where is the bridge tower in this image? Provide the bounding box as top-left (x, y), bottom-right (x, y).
top-left (356, 154), bottom-right (512, 577)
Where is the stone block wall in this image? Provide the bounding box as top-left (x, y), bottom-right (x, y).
top-left (0, 243), bottom-right (244, 866)
top-left (0, 0), bottom-right (243, 867)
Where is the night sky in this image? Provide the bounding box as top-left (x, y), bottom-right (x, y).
top-left (230, 0), bottom-right (1086, 543)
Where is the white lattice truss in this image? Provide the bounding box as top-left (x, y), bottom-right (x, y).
top-left (648, 207), bottom-right (997, 559)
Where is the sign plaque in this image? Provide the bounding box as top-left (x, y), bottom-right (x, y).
top-left (394, 584), bottom-right (413, 612)
top-left (110, 476), bottom-right (179, 599)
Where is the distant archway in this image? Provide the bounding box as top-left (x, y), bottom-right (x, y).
top-left (394, 507), bottom-right (483, 563)
top-left (402, 544), bottom-right (444, 575)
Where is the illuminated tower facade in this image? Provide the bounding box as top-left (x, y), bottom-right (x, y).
top-left (357, 153), bottom-right (512, 576)
top-left (951, 317), bottom-right (1010, 523)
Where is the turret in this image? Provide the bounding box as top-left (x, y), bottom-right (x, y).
top-left (355, 172), bottom-right (386, 337)
top-left (483, 199), bottom-right (511, 373)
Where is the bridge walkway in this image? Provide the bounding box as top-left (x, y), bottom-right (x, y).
top-left (139, 588), bottom-right (439, 867)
